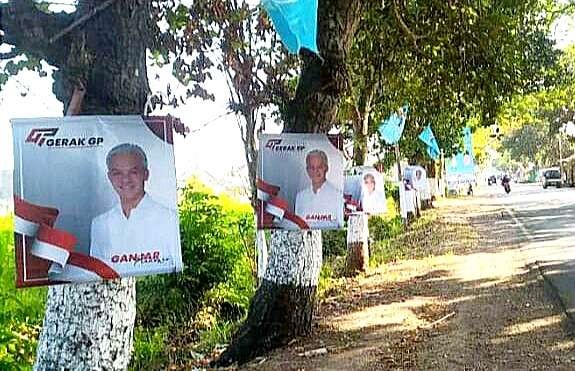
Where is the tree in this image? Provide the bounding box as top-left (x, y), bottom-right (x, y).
top-left (498, 45), bottom-right (575, 168)
top-left (1, 1), bottom-right (157, 368)
top-left (152, 0), bottom-right (300, 205)
top-left (213, 0), bottom-right (367, 366)
top-left (340, 0), bottom-right (564, 168)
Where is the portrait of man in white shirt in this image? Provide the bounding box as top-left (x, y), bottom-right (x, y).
top-left (360, 172), bottom-right (387, 215)
top-left (295, 149), bottom-right (343, 229)
top-left (90, 143), bottom-right (181, 277)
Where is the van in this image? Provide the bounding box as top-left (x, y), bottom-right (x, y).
top-left (542, 167), bottom-right (563, 189)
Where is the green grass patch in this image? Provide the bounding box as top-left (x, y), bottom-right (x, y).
top-left (0, 215), bottom-right (46, 370)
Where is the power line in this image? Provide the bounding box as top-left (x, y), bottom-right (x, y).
top-left (190, 110), bottom-right (233, 134)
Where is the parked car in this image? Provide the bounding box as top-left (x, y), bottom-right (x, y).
top-left (542, 168), bottom-right (563, 189)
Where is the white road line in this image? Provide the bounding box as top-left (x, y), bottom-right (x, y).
top-left (504, 206), bottom-right (535, 243)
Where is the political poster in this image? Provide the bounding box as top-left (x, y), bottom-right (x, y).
top-left (404, 165), bottom-right (432, 201)
top-left (344, 166), bottom-right (387, 216)
top-left (257, 134), bottom-right (344, 230)
top-left (11, 116), bottom-right (183, 287)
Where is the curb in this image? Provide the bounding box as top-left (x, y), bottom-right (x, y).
top-left (531, 259), bottom-right (575, 333)
top-left (504, 207), bottom-right (575, 332)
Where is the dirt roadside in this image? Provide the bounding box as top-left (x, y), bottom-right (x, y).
top-left (239, 196), bottom-right (575, 370)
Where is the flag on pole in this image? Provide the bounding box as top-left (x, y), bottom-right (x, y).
top-left (418, 125), bottom-right (440, 161)
top-left (261, 0), bottom-right (319, 55)
top-left (378, 105), bottom-right (409, 145)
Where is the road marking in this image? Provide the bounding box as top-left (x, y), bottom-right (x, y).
top-left (504, 207), bottom-right (535, 243)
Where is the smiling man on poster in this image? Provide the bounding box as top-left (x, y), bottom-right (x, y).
top-left (295, 149), bottom-right (343, 228)
top-left (90, 143), bottom-right (181, 276)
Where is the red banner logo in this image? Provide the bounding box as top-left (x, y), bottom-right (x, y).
top-left (25, 128), bottom-right (59, 146)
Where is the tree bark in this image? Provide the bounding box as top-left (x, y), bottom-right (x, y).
top-left (2, 1), bottom-right (153, 369)
top-left (345, 212), bottom-right (369, 276)
top-left (214, 230), bottom-right (322, 366)
top-left (34, 279), bottom-right (137, 370)
top-left (215, 0), bottom-right (366, 366)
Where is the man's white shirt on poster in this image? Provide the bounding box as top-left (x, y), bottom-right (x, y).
top-left (295, 182), bottom-right (343, 229)
top-left (361, 189), bottom-right (387, 215)
top-left (90, 193), bottom-right (182, 276)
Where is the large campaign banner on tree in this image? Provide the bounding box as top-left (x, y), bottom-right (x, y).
top-left (257, 134), bottom-right (344, 230)
top-left (11, 116), bottom-right (183, 287)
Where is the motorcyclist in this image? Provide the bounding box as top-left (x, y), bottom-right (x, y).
top-left (502, 174), bottom-right (511, 193)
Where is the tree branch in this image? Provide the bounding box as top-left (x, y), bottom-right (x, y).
top-left (1, 0), bottom-right (74, 68)
top-left (392, 0), bottom-right (424, 49)
top-left (49, 0), bottom-right (116, 44)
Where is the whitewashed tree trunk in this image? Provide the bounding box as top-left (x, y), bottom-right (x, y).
top-left (345, 213), bottom-right (369, 276)
top-left (215, 230), bottom-right (322, 366)
top-left (1, 1), bottom-right (153, 369)
top-left (35, 278), bottom-right (136, 370)
top-left (256, 228), bottom-right (268, 281)
top-left (265, 230), bottom-right (322, 286)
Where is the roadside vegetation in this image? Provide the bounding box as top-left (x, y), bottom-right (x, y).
top-left (1, 179), bottom-right (453, 370)
top-left (0, 215), bottom-right (46, 370)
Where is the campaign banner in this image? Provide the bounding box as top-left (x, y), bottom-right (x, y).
top-left (257, 134), bottom-right (344, 230)
top-left (404, 165), bottom-right (432, 201)
top-left (344, 166), bottom-right (387, 215)
top-left (11, 116), bottom-right (183, 287)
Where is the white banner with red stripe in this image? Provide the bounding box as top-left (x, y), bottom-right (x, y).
top-left (14, 197), bottom-right (119, 283)
top-left (256, 179), bottom-right (310, 230)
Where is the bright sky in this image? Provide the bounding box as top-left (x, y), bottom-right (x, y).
top-left (0, 3), bottom-right (574, 193)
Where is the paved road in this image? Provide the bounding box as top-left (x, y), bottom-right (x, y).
top-left (475, 182), bottom-right (575, 319)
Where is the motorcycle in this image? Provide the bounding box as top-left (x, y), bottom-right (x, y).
top-left (502, 176), bottom-right (511, 194)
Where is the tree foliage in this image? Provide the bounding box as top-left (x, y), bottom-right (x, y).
top-left (498, 45), bottom-right (575, 167)
top-left (340, 0), bottom-right (566, 166)
top-left (150, 0), bottom-right (300, 200)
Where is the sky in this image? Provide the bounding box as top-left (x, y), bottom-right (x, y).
top-left (0, 3), bottom-right (574, 193)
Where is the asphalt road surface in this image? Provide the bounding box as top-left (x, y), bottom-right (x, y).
top-left (477, 181), bottom-right (575, 320)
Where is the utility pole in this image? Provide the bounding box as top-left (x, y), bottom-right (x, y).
top-left (559, 131), bottom-right (564, 184)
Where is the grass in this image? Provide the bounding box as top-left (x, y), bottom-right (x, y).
top-left (0, 214), bottom-right (47, 370)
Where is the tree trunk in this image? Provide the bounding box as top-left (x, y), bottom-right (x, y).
top-left (34, 279), bottom-right (137, 370)
top-left (215, 230), bottom-right (322, 366)
top-left (345, 212), bottom-right (369, 276)
top-left (0, 1), bottom-right (154, 369)
top-left (256, 227), bottom-right (268, 281)
top-left (215, 0), bottom-right (366, 366)
top-left (353, 129), bottom-right (367, 165)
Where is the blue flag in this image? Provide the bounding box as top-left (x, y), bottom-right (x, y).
top-left (378, 105), bottom-right (408, 145)
top-left (418, 125), bottom-right (440, 161)
top-left (261, 0), bottom-right (319, 55)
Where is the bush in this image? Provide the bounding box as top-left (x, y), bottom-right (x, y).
top-left (129, 326), bottom-right (169, 371)
top-left (137, 179), bottom-right (256, 326)
top-left (0, 215), bottom-right (46, 370)
top-left (322, 229), bottom-right (347, 258)
top-left (369, 214), bottom-right (403, 243)
top-left (368, 211), bottom-right (404, 266)
top-left (133, 179), bottom-right (257, 369)
top-left (384, 182), bottom-right (400, 212)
